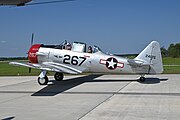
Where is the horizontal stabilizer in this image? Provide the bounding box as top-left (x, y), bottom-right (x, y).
top-left (127, 59), bottom-right (152, 66)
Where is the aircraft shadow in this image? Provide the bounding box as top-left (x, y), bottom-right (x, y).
top-left (141, 78), bottom-right (168, 84)
top-left (31, 74), bottom-right (103, 96)
top-left (87, 78), bottom-right (168, 84)
top-left (31, 75), bottom-right (168, 96)
top-left (1, 116), bottom-right (15, 120)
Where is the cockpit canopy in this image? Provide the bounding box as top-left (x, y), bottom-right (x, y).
top-left (93, 45), bottom-right (102, 53)
top-left (71, 42), bottom-right (102, 53)
top-left (41, 40), bottom-right (103, 53)
top-left (60, 40), bottom-right (102, 53)
top-left (71, 42), bottom-right (86, 52)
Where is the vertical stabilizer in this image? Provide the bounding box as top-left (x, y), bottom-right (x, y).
top-left (135, 41), bottom-right (163, 74)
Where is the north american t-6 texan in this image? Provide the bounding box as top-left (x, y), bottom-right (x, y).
top-left (10, 40), bottom-right (163, 85)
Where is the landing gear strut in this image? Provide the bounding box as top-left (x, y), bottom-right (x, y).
top-left (37, 70), bottom-right (49, 85)
top-left (54, 72), bottom-right (64, 81)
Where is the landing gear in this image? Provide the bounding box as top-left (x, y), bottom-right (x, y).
top-left (37, 71), bottom-right (64, 85)
top-left (37, 70), bottom-right (49, 85)
top-left (138, 76), bottom-right (145, 83)
top-left (54, 72), bottom-right (64, 81)
top-left (38, 75), bottom-right (48, 85)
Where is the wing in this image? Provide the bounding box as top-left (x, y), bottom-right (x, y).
top-left (9, 62), bottom-right (82, 74)
top-left (9, 62), bottom-right (41, 69)
top-left (42, 62), bottom-right (82, 74)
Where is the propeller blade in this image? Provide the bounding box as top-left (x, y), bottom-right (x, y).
top-left (28, 33), bottom-right (34, 73)
top-left (31, 33), bottom-right (34, 46)
top-left (29, 68), bottom-right (31, 73)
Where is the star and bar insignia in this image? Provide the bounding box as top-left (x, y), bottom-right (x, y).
top-left (100, 57), bottom-right (124, 70)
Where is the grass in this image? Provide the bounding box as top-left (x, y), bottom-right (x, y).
top-left (0, 57), bottom-right (179, 76)
top-left (163, 66), bottom-right (180, 74)
top-left (162, 57), bottom-right (180, 65)
top-left (0, 61), bottom-right (40, 76)
top-left (162, 57), bottom-right (180, 74)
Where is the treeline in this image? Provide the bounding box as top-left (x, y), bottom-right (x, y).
top-left (0, 57), bottom-right (27, 61)
top-left (161, 43), bottom-right (180, 58)
top-left (0, 43), bottom-right (179, 60)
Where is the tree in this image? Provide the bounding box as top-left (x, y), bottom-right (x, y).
top-left (168, 43), bottom-right (180, 58)
top-left (161, 47), bottom-right (168, 57)
top-left (174, 43), bottom-right (180, 57)
top-left (168, 44), bottom-right (175, 57)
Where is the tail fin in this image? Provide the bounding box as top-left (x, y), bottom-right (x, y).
top-left (134, 41), bottom-right (163, 74)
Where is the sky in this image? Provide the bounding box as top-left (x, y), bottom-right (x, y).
top-left (0, 0), bottom-right (179, 57)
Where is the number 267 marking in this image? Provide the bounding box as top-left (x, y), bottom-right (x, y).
top-left (63, 55), bottom-right (86, 66)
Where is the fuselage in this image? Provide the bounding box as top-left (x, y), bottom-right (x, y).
top-left (28, 44), bottom-right (136, 74)
top-left (28, 41), bottom-right (163, 75)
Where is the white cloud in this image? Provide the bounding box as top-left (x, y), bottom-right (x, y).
top-left (0, 41), bottom-right (7, 43)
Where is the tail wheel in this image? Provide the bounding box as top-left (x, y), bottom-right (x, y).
top-left (38, 75), bottom-right (48, 85)
top-left (54, 72), bottom-right (64, 81)
top-left (138, 76), bottom-right (145, 83)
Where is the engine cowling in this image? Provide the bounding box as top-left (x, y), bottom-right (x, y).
top-left (28, 44), bottom-right (41, 63)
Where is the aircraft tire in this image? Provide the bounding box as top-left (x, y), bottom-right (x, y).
top-left (138, 76), bottom-right (145, 83)
top-left (54, 72), bottom-right (64, 81)
top-left (38, 76), bottom-right (48, 85)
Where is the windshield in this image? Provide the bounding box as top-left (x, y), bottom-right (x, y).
top-left (93, 45), bottom-right (102, 53)
top-left (54, 40), bottom-right (67, 49)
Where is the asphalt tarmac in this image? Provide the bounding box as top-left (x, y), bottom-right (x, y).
top-left (0, 74), bottom-right (179, 120)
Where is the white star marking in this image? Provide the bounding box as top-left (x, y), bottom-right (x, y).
top-left (107, 58), bottom-right (116, 69)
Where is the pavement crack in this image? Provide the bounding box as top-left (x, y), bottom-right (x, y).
top-left (78, 81), bottom-right (132, 120)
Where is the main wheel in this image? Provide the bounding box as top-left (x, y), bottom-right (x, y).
top-left (138, 76), bottom-right (145, 83)
top-left (38, 75), bottom-right (48, 85)
top-left (54, 72), bottom-right (64, 81)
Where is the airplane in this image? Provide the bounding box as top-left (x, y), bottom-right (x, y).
top-left (10, 40), bottom-right (163, 85)
top-left (0, 0), bottom-right (75, 6)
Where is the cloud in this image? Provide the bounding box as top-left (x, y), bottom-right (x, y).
top-left (0, 41), bottom-right (7, 43)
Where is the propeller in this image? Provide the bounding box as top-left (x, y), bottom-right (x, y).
top-left (29, 33), bottom-right (34, 73)
top-left (31, 33), bottom-right (34, 46)
top-left (28, 66), bottom-right (32, 73)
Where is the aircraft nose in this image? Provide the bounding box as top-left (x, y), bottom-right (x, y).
top-left (28, 44), bottom-right (41, 63)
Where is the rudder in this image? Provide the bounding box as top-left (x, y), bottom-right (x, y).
top-left (134, 41), bottom-right (163, 74)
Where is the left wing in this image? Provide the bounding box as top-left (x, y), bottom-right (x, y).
top-left (9, 62), bottom-right (41, 69)
top-left (9, 62), bottom-right (82, 74)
